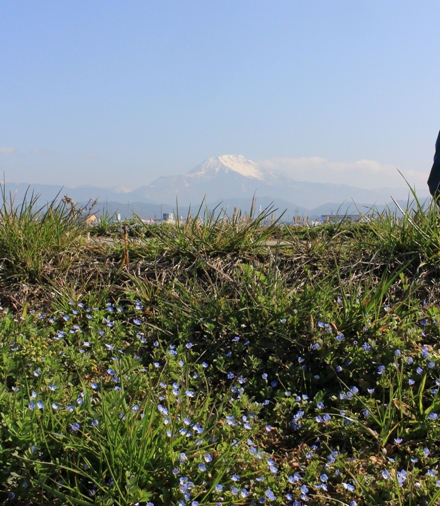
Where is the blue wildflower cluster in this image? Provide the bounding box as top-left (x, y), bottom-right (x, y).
top-left (0, 290), bottom-right (439, 504)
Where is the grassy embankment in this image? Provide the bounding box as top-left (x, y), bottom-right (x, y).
top-left (1, 193), bottom-right (440, 505)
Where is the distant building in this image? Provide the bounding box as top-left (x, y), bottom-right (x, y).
top-left (320, 214), bottom-right (361, 223)
top-left (162, 213), bottom-right (175, 224)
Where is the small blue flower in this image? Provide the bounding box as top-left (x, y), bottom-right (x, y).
top-left (231, 486), bottom-right (239, 496)
top-left (397, 469), bottom-right (407, 485)
top-left (288, 473), bottom-right (301, 483)
top-left (193, 423), bottom-right (204, 434)
top-left (342, 482), bottom-right (355, 491)
top-left (265, 489), bottom-right (276, 501)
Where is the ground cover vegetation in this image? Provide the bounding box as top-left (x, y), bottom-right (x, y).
top-left (2, 192), bottom-right (440, 505)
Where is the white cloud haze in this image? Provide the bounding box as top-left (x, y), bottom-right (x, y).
top-left (259, 157), bottom-right (429, 193)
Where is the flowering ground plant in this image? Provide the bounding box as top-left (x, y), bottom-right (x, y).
top-left (1, 196), bottom-right (440, 504)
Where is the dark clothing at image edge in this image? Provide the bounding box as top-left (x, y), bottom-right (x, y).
top-left (427, 130), bottom-right (440, 199)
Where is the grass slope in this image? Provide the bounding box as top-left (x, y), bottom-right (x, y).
top-left (1, 195), bottom-right (440, 505)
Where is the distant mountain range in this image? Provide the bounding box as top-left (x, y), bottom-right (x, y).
top-left (4, 155), bottom-right (431, 220)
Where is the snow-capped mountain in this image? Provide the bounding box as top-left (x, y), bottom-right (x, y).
top-left (129, 155), bottom-right (282, 205)
top-left (131, 154), bottom-right (416, 208)
top-left (5, 155), bottom-right (427, 216)
top-left (187, 155), bottom-right (267, 180)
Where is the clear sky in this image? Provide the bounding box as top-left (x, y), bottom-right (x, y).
top-left (1, 1), bottom-right (439, 193)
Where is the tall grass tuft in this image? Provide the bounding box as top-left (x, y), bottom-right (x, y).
top-left (134, 200), bottom-right (283, 258)
top-left (361, 191), bottom-right (440, 260)
top-left (0, 186), bottom-right (91, 282)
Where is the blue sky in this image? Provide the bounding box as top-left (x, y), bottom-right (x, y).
top-left (1, 1), bottom-right (439, 193)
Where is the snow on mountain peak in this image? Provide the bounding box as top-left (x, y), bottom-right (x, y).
top-left (188, 155), bottom-right (266, 180)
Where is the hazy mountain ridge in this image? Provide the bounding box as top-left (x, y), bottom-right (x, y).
top-left (131, 154), bottom-right (428, 208)
top-left (4, 154), bottom-right (430, 219)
